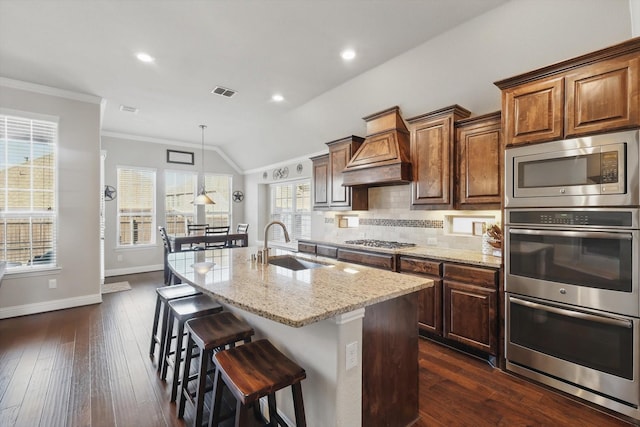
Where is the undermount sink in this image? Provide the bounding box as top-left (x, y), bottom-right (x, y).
top-left (268, 255), bottom-right (327, 271)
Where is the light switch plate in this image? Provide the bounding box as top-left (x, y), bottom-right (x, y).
top-left (346, 341), bottom-right (358, 371)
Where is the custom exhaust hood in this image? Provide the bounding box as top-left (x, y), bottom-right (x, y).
top-left (342, 106), bottom-right (412, 187)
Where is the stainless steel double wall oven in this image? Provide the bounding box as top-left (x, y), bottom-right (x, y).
top-left (504, 130), bottom-right (640, 420)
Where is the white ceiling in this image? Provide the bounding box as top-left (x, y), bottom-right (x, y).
top-left (0, 0), bottom-right (507, 171)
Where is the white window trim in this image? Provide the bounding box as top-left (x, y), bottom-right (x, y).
top-left (116, 165), bottom-right (157, 248)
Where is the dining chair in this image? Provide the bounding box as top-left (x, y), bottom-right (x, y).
top-left (186, 223), bottom-right (209, 250)
top-left (204, 226), bottom-right (230, 249)
top-left (229, 223), bottom-right (249, 247)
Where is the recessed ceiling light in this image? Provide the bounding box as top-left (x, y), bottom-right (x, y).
top-left (119, 105), bottom-right (139, 113)
top-left (271, 94), bottom-right (284, 102)
top-left (341, 49), bottom-right (356, 61)
top-left (136, 52), bottom-right (155, 63)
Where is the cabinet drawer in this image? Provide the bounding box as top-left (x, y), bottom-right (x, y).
top-left (443, 263), bottom-right (497, 289)
top-left (398, 256), bottom-right (442, 277)
top-left (317, 244), bottom-right (338, 258)
top-left (298, 242), bottom-right (317, 255)
top-left (337, 248), bottom-right (395, 271)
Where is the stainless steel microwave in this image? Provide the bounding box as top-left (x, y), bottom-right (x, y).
top-left (505, 130), bottom-right (639, 208)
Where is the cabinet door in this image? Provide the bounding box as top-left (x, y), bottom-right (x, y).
top-left (410, 116), bottom-right (453, 207)
top-left (443, 280), bottom-right (497, 355)
top-left (329, 141), bottom-right (351, 207)
top-left (456, 115), bottom-right (502, 207)
top-left (503, 75), bottom-right (564, 146)
top-left (312, 155), bottom-right (329, 209)
top-left (418, 279), bottom-right (443, 336)
top-left (565, 55), bottom-right (640, 137)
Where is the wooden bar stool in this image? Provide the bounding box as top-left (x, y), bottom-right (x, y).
top-left (210, 339), bottom-right (307, 427)
top-left (149, 284), bottom-right (202, 368)
top-left (177, 312), bottom-right (254, 427)
top-left (161, 294), bottom-right (223, 402)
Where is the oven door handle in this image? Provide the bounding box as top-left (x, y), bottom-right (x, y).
top-left (508, 229), bottom-right (632, 240)
top-left (510, 297), bottom-right (633, 328)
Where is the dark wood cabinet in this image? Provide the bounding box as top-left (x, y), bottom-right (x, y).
top-left (565, 55), bottom-right (639, 137)
top-left (496, 38), bottom-right (640, 146)
top-left (455, 112), bottom-right (503, 208)
top-left (399, 256), bottom-right (499, 357)
top-left (310, 154), bottom-right (329, 209)
top-left (398, 256), bottom-right (443, 336)
top-left (337, 248), bottom-right (395, 271)
top-left (443, 264), bottom-right (498, 355)
top-left (316, 244), bottom-right (338, 258)
top-left (407, 105), bottom-right (471, 209)
top-left (311, 136), bottom-right (368, 210)
top-left (298, 241), bottom-right (317, 255)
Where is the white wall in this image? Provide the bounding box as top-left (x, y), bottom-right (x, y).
top-left (101, 135), bottom-right (245, 276)
top-left (0, 82), bottom-right (102, 318)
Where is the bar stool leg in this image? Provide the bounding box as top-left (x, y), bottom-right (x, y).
top-left (267, 394), bottom-right (277, 427)
top-left (160, 311), bottom-right (175, 379)
top-left (209, 368), bottom-right (225, 427)
top-left (149, 296), bottom-right (162, 359)
top-left (177, 333), bottom-right (194, 419)
top-left (292, 383), bottom-right (307, 427)
top-left (170, 319), bottom-right (186, 402)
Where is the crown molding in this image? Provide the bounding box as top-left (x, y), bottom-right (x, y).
top-left (0, 77), bottom-right (102, 104)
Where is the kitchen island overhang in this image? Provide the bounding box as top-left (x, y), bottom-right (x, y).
top-left (168, 247), bottom-right (431, 427)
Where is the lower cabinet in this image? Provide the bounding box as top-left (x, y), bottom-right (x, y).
top-left (337, 248), bottom-right (395, 271)
top-left (399, 256), bottom-right (499, 357)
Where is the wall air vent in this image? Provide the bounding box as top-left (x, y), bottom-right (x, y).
top-left (119, 105), bottom-right (139, 113)
top-left (211, 86), bottom-right (237, 98)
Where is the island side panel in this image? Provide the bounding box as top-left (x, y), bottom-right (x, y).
top-left (363, 291), bottom-right (419, 427)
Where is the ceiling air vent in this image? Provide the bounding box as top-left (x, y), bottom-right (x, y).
top-left (119, 105), bottom-right (139, 113)
top-left (211, 86), bottom-right (237, 98)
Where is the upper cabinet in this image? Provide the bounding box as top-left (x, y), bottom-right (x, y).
top-left (311, 136), bottom-right (368, 211)
top-left (496, 37), bottom-right (640, 147)
top-left (455, 112), bottom-right (502, 209)
top-left (407, 105), bottom-right (471, 209)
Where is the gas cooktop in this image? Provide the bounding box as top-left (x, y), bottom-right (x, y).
top-left (344, 239), bottom-right (417, 249)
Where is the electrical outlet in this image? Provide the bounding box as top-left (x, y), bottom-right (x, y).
top-left (427, 237), bottom-right (437, 245)
top-left (117, 254), bottom-right (123, 262)
top-left (48, 279), bottom-right (57, 289)
top-left (346, 341), bottom-right (358, 371)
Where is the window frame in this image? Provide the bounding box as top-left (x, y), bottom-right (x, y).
top-left (116, 165), bottom-right (157, 248)
top-left (269, 179), bottom-right (311, 244)
top-left (164, 169), bottom-right (197, 236)
top-left (0, 112), bottom-right (59, 272)
top-left (204, 173), bottom-right (232, 227)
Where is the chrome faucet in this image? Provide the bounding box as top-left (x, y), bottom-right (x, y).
top-left (261, 220), bottom-right (290, 264)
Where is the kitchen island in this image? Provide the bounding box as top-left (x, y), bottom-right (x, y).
top-left (168, 247), bottom-right (431, 427)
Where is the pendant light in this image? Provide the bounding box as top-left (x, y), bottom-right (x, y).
top-left (193, 124), bottom-right (215, 205)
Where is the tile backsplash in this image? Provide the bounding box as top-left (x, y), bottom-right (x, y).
top-left (310, 185), bottom-right (501, 252)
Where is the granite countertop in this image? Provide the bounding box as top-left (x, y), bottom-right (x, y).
top-left (167, 247), bottom-right (431, 328)
top-left (300, 239), bottom-right (502, 269)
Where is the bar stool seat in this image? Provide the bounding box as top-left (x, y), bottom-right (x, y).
top-left (149, 284), bottom-right (202, 368)
top-left (161, 294), bottom-right (223, 402)
top-left (177, 312), bottom-right (255, 427)
top-left (210, 339), bottom-right (307, 427)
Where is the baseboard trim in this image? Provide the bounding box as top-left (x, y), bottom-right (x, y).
top-left (0, 293), bottom-right (102, 319)
top-left (105, 264), bottom-right (163, 277)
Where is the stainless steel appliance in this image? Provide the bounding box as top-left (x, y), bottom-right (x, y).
top-left (504, 207), bottom-right (640, 420)
top-left (505, 129), bottom-right (639, 208)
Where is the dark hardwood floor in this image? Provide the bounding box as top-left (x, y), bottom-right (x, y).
top-left (0, 271), bottom-right (636, 427)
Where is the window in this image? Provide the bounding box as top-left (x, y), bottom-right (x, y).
top-left (117, 167), bottom-right (156, 246)
top-left (0, 114), bottom-right (57, 269)
top-left (204, 174), bottom-right (232, 227)
top-left (269, 180), bottom-right (311, 243)
top-left (165, 170), bottom-right (196, 236)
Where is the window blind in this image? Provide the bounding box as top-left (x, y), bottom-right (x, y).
top-left (117, 167), bottom-right (156, 245)
top-left (270, 179), bottom-right (311, 242)
top-left (165, 170), bottom-right (196, 235)
top-left (204, 174), bottom-right (232, 227)
top-left (0, 114), bottom-right (57, 269)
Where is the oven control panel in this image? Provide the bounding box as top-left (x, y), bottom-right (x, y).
top-left (508, 210), bottom-right (634, 227)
